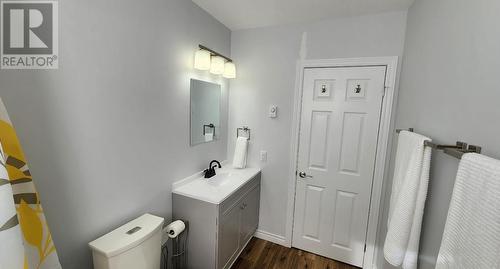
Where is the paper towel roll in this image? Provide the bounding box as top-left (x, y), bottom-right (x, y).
top-left (166, 220), bottom-right (185, 238)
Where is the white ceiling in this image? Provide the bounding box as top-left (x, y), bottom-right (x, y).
top-left (192, 0), bottom-right (414, 30)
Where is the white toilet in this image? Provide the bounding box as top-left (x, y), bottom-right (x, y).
top-left (89, 213), bottom-right (164, 269)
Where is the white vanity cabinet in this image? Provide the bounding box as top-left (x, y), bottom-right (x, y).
top-left (172, 172), bottom-right (260, 269)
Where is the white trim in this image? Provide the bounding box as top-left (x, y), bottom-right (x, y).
top-left (283, 62), bottom-right (305, 248)
top-left (254, 229), bottom-right (288, 247)
top-left (284, 57), bottom-right (399, 269)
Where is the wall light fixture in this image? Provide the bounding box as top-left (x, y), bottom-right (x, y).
top-left (194, 49), bottom-right (211, 70)
top-left (194, 45), bottom-right (236, 79)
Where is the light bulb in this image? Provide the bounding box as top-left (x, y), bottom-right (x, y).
top-left (210, 56), bottom-right (225, 75)
top-left (223, 62), bottom-right (236, 78)
top-left (194, 49), bottom-right (211, 70)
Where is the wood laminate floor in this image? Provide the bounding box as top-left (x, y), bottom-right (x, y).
top-left (231, 237), bottom-right (359, 269)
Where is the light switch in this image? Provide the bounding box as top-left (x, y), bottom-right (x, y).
top-left (260, 150), bottom-right (268, 162)
top-left (269, 105), bottom-right (278, 118)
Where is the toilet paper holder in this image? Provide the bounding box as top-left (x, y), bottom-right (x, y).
top-left (166, 220), bottom-right (185, 239)
top-left (163, 220), bottom-right (189, 269)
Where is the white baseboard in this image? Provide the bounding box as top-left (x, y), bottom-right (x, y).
top-left (254, 229), bottom-right (288, 247)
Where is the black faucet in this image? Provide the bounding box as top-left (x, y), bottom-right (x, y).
top-left (204, 160), bottom-right (221, 178)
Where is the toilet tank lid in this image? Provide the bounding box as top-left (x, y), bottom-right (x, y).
top-left (88, 213), bottom-right (164, 258)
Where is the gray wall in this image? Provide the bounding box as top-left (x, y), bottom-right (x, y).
top-left (0, 0), bottom-right (230, 268)
top-left (227, 11), bottom-right (408, 240)
top-left (377, 0), bottom-right (500, 268)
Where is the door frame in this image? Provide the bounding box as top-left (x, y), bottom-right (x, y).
top-left (284, 57), bottom-right (399, 269)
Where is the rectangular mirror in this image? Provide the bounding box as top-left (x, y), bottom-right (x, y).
top-left (190, 79), bottom-right (221, 146)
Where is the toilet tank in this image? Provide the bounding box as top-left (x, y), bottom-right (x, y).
top-left (89, 214), bottom-right (164, 269)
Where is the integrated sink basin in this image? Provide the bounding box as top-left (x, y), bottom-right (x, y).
top-left (172, 166), bottom-right (260, 204)
top-left (206, 172), bottom-right (240, 186)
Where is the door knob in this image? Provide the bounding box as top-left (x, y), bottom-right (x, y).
top-left (298, 172), bottom-right (313, 178)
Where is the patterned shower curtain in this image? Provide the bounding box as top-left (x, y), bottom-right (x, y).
top-left (0, 98), bottom-right (61, 269)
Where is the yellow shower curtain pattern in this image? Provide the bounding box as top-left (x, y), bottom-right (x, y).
top-left (0, 98), bottom-right (61, 269)
top-left (0, 140), bottom-right (25, 269)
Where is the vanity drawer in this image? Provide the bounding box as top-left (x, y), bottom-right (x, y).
top-left (219, 172), bottom-right (260, 215)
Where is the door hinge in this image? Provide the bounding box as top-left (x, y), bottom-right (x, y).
top-left (382, 86), bottom-right (388, 97)
top-left (364, 244), bottom-right (367, 252)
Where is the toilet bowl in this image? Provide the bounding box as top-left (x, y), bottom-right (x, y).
top-left (89, 213), bottom-right (164, 269)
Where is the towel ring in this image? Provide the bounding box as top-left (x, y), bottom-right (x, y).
top-left (236, 126), bottom-right (251, 140)
top-left (203, 124), bottom-right (215, 135)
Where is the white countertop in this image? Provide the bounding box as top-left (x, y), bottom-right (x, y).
top-left (172, 166), bottom-right (261, 204)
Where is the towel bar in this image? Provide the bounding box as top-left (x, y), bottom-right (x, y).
top-left (395, 128), bottom-right (482, 159)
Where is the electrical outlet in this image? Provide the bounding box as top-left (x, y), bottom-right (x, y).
top-left (260, 150), bottom-right (268, 162)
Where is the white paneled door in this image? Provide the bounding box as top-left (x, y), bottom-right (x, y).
top-left (292, 66), bottom-right (386, 267)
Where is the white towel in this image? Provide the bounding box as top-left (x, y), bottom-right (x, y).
top-left (384, 131), bottom-right (432, 269)
top-left (205, 132), bottom-right (214, 142)
top-left (436, 153), bottom-right (500, 269)
top-left (232, 136), bottom-right (248, 169)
